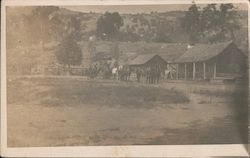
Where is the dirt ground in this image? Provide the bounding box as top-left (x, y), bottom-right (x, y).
top-left (7, 76), bottom-right (248, 147)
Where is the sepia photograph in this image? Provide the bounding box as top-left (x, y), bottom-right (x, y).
top-left (1, 0), bottom-right (249, 156)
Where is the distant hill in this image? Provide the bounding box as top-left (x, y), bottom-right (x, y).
top-left (6, 6), bottom-right (248, 52)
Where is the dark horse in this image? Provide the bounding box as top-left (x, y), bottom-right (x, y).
top-left (118, 66), bottom-right (131, 81)
top-left (146, 66), bottom-right (161, 84)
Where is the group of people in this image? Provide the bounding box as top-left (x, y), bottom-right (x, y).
top-left (87, 62), bottom-right (176, 84)
top-left (112, 65), bottom-right (131, 81)
top-left (112, 65), bottom-right (174, 84)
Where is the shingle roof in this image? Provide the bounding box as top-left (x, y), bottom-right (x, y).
top-left (128, 54), bottom-right (157, 65)
top-left (175, 41), bottom-right (234, 63)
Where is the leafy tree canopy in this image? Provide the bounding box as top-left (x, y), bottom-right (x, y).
top-left (55, 34), bottom-right (82, 68)
top-left (96, 12), bottom-right (124, 40)
top-left (181, 4), bottom-right (201, 42)
top-left (181, 3), bottom-right (240, 43)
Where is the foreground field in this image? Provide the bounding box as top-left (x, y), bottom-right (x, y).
top-left (7, 77), bottom-right (248, 147)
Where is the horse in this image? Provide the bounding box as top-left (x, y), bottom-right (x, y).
top-left (145, 66), bottom-right (162, 84)
top-left (101, 63), bottom-right (112, 79)
top-left (118, 65), bottom-right (131, 81)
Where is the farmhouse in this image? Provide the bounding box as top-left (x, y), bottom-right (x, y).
top-left (174, 41), bottom-right (247, 80)
top-left (128, 54), bottom-right (167, 82)
top-left (127, 44), bottom-right (188, 78)
top-left (125, 41), bottom-right (247, 81)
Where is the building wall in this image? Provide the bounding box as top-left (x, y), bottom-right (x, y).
top-left (145, 55), bottom-right (167, 69)
top-left (214, 44), bottom-right (247, 76)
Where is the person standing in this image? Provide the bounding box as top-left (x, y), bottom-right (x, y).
top-left (136, 68), bottom-right (141, 83)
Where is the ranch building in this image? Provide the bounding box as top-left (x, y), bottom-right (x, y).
top-left (174, 41), bottom-right (247, 81)
top-left (128, 54), bottom-right (167, 71)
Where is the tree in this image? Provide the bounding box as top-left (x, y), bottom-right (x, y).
top-left (30, 6), bottom-right (60, 49)
top-left (96, 12), bottom-right (123, 40)
top-left (69, 16), bottom-right (82, 40)
top-left (201, 4), bottom-right (219, 32)
top-left (181, 3), bottom-right (239, 43)
top-left (218, 4), bottom-right (240, 40)
top-left (181, 4), bottom-right (202, 43)
top-left (199, 4), bottom-right (220, 42)
top-left (201, 3), bottom-right (239, 43)
top-left (181, 3), bottom-right (240, 43)
top-left (154, 20), bottom-right (173, 43)
top-left (55, 34), bottom-right (82, 75)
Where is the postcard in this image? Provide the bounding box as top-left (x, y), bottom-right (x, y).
top-left (1, 0), bottom-right (249, 157)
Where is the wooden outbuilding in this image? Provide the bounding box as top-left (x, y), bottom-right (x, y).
top-left (128, 54), bottom-right (167, 69)
top-left (128, 54), bottom-right (167, 83)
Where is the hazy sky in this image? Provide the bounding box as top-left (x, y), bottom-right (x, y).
top-left (62, 3), bottom-right (248, 14)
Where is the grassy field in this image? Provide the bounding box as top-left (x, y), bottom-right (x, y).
top-left (7, 77), bottom-right (248, 147)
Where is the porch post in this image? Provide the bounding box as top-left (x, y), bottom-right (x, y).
top-left (184, 63), bottom-right (187, 80)
top-left (203, 62), bottom-right (206, 80)
top-left (176, 64), bottom-right (179, 80)
top-left (213, 62), bottom-right (217, 79)
top-left (192, 62), bottom-right (196, 80)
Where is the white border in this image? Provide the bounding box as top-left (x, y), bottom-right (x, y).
top-left (1, 0), bottom-right (249, 157)
top-left (2, 145), bottom-right (249, 157)
top-left (2, 0), bottom-right (250, 6)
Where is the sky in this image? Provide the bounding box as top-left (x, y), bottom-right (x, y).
top-left (62, 3), bottom-right (248, 14)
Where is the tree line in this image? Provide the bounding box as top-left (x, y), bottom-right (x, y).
top-left (181, 3), bottom-right (239, 43)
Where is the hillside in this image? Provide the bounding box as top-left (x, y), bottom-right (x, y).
top-left (6, 7), bottom-right (248, 50)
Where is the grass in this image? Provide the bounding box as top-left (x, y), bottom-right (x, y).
top-left (7, 77), bottom-right (190, 108)
top-left (7, 77), bottom-right (248, 146)
top-left (148, 116), bottom-right (248, 145)
top-left (192, 86), bottom-right (247, 97)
